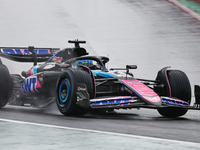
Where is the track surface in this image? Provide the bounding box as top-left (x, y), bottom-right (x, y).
top-left (1, 104), bottom-right (200, 144)
top-left (0, 0), bottom-right (200, 146)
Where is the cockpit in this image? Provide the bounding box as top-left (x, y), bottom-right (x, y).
top-left (46, 46), bottom-right (109, 71)
top-left (47, 47), bottom-right (88, 63)
top-left (21, 40), bottom-right (110, 77)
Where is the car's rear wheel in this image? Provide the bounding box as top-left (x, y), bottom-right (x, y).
top-left (56, 68), bottom-right (94, 116)
top-left (156, 69), bottom-right (191, 117)
top-left (0, 64), bottom-right (13, 107)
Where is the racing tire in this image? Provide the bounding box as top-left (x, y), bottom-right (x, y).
top-left (0, 64), bottom-right (13, 108)
top-left (156, 69), bottom-right (191, 117)
top-left (56, 68), bottom-right (94, 116)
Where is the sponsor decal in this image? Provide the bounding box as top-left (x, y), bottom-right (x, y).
top-left (1, 49), bottom-right (51, 55)
top-left (76, 60), bottom-right (93, 65)
top-left (21, 76), bottom-right (41, 95)
top-left (77, 86), bottom-right (86, 91)
top-left (127, 81), bottom-right (140, 85)
top-left (52, 56), bottom-right (63, 63)
top-left (122, 80), bottom-right (157, 96)
top-left (77, 86), bottom-right (80, 91)
top-left (122, 80), bottom-right (161, 103)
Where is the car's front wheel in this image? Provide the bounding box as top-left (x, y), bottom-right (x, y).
top-left (56, 68), bottom-right (94, 116)
top-left (156, 68), bottom-right (191, 117)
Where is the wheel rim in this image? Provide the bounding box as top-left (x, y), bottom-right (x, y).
top-left (59, 80), bottom-right (69, 103)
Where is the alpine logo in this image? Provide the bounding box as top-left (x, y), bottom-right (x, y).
top-left (21, 76), bottom-right (41, 95)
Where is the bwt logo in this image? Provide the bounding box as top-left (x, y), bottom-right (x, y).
top-left (21, 76), bottom-right (39, 95)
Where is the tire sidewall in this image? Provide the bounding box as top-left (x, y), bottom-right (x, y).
top-left (0, 64), bottom-right (12, 107)
top-left (56, 70), bottom-right (76, 114)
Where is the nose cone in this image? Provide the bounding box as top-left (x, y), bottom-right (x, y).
top-left (122, 79), bottom-right (162, 107)
top-left (142, 96), bottom-right (162, 107)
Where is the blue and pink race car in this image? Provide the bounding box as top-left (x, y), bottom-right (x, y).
top-left (0, 40), bottom-right (199, 117)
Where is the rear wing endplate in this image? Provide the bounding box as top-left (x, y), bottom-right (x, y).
top-left (195, 85), bottom-right (200, 108)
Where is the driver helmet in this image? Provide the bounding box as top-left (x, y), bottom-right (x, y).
top-left (76, 60), bottom-right (93, 67)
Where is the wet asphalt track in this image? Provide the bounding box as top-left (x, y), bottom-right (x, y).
top-left (0, 0), bottom-right (200, 149)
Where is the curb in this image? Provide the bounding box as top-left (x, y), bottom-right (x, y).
top-left (167, 0), bottom-right (200, 21)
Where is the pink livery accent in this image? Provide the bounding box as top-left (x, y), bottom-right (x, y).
top-left (122, 80), bottom-right (161, 106)
top-left (90, 69), bottom-right (96, 98)
top-left (143, 96), bottom-right (160, 102)
top-left (165, 67), bottom-right (172, 97)
top-left (26, 66), bottom-right (34, 76)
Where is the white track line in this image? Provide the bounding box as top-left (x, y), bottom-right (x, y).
top-left (0, 118), bottom-right (200, 145)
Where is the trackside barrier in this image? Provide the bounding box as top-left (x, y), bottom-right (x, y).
top-left (167, 0), bottom-right (200, 21)
top-left (189, 0), bottom-right (200, 4)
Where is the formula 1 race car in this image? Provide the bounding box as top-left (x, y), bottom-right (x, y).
top-left (0, 40), bottom-right (200, 117)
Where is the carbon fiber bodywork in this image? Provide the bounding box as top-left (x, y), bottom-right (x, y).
top-left (1, 40), bottom-right (200, 116)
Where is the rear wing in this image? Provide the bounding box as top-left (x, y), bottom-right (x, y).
top-left (0, 46), bottom-right (60, 65)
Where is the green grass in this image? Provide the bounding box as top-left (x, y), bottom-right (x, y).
top-left (177, 0), bottom-right (200, 14)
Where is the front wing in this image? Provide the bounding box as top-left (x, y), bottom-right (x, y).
top-left (89, 96), bottom-right (200, 110)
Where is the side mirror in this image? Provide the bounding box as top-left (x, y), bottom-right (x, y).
top-left (126, 65), bottom-right (137, 69)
